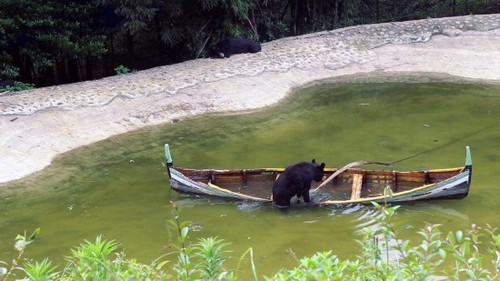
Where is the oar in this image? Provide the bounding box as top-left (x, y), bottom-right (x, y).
top-left (313, 160), bottom-right (390, 192)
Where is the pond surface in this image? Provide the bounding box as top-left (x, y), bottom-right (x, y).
top-left (1, 82), bottom-right (499, 277)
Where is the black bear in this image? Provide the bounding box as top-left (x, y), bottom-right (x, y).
top-left (0, 80), bottom-right (14, 88)
top-left (272, 159), bottom-right (325, 208)
top-left (209, 38), bottom-right (261, 58)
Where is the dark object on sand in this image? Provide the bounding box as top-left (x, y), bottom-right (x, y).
top-left (209, 38), bottom-right (261, 58)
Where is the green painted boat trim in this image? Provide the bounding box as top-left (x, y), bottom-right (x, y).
top-left (164, 144), bottom-right (472, 206)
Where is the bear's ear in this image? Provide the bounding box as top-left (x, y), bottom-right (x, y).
top-left (312, 159), bottom-right (316, 163)
top-left (320, 163), bottom-right (325, 168)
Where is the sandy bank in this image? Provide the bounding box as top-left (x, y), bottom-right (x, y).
top-left (1, 14), bottom-right (499, 185)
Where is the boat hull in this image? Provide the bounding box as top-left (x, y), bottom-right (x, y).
top-left (164, 144), bottom-right (472, 206)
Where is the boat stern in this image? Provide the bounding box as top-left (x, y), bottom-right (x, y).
top-left (462, 145), bottom-right (473, 198)
top-left (165, 143), bottom-right (173, 179)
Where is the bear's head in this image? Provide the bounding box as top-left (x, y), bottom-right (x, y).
top-left (311, 159), bottom-right (326, 182)
top-left (249, 42), bottom-right (262, 53)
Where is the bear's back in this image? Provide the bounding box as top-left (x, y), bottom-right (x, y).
top-left (285, 161), bottom-right (322, 181)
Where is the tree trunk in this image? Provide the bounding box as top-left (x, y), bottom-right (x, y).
top-left (295, 0), bottom-right (307, 34)
top-left (12, 46), bottom-right (33, 83)
top-left (109, 33), bottom-right (116, 70)
top-left (63, 58), bottom-right (70, 83)
top-left (333, 0), bottom-right (339, 28)
top-left (126, 31), bottom-right (135, 68)
top-left (52, 61), bottom-right (60, 85)
top-left (291, 0), bottom-right (297, 35)
top-left (392, 0), bottom-right (397, 20)
top-left (376, 0), bottom-right (380, 22)
top-left (312, 0), bottom-right (317, 29)
top-left (86, 57), bottom-right (93, 80)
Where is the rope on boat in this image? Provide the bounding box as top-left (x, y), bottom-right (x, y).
top-left (313, 160), bottom-right (390, 192)
top-left (386, 124), bottom-right (494, 166)
top-left (315, 123), bottom-right (494, 190)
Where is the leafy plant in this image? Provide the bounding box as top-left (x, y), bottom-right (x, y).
top-left (0, 228), bottom-right (40, 281)
top-left (267, 203), bottom-right (500, 280)
top-left (63, 235), bottom-right (119, 280)
top-left (114, 65), bottom-right (132, 75)
top-left (0, 81), bottom-right (35, 93)
top-left (0, 65), bottom-right (20, 81)
top-left (193, 237), bottom-right (231, 279)
top-left (2, 204), bottom-right (499, 280)
top-left (166, 203), bottom-right (256, 280)
top-left (167, 206), bottom-right (195, 280)
top-left (24, 258), bottom-right (58, 281)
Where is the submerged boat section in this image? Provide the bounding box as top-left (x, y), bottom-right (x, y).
top-left (164, 144), bottom-right (472, 206)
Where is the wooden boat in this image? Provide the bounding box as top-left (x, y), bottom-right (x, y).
top-left (164, 144), bottom-right (472, 205)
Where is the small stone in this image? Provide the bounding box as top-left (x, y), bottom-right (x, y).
top-left (443, 28), bottom-right (463, 37)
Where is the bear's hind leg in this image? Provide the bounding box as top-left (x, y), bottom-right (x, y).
top-left (301, 184), bottom-right (312, 203)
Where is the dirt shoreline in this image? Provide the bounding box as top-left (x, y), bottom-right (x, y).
top-left (1, 14), bottom-right (499, 185)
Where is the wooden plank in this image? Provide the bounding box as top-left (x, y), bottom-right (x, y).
top-left (350, 173), bottom-right (363, 200)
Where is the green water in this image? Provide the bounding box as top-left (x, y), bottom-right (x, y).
top-left (1, 82), bottom-right (499, 277)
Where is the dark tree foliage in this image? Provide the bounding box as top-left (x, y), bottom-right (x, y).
top-left (0, 0), bottom-right (107, 86)
top-left (0, 0), bottom-right (498, 87)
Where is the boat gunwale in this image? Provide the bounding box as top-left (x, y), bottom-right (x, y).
top-left (172, 166), bottom-right (465, 175)
top-left (169, 166), bottom-right (469, 204)
top-left (321, 169), bottom-right (470, 205)
top-left (165, 144), bottom-right (472, 205)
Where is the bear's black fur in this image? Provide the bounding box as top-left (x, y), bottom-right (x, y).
top-left (209, 38), bottom-right (261, 58)
top-left (0, 80), bottom-right (14, 88)
top-left (272, 159), bottom-right (325, 208)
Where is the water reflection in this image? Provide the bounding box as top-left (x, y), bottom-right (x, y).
top-left (0, 82), bottom-right (499, 277)
top-left (237, 202), bottom-right (265, 212)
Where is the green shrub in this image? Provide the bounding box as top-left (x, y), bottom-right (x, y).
top-left (24, 258), bottom-right (58, 281)
top-left (0, 81), bottom-right (35, 93)
top-left (267, 202), bottom-right (500, 280)
top-left (114, 65), bottom-right (132, 75)
top-left (1, 203), bottom-right (498, 281)
top-left (0, 228), bottom-right (40, 280)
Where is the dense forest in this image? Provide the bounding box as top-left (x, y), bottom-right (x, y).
top-left (0, 0), bottom-right (498, 87)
